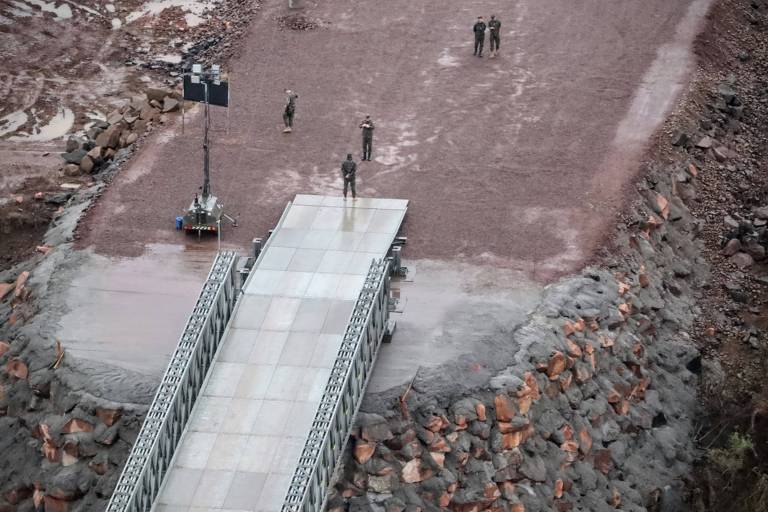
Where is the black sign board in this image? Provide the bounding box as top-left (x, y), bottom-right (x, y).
top-left (183, 76), bottom-right (229, 107)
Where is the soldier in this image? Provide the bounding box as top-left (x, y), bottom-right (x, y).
top-left (473, 16), bottom-right (486, 57)
top-left (488, 15), bottom-right (501, 57)
top-left (359, 115), bottom-right (375, 161)
top-left (341, 153), bottom-right (357, 200)
top-left (282, 89), bottom-right (298, 133)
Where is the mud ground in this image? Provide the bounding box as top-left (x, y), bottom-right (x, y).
top-left (78, 0), bottom-right (709, 282)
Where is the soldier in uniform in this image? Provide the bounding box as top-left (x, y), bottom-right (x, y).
top-left (341, 154), bottom-right (357, 199)
top-left (359, 115), bottom-right (375, 161)
top-left (473, 16), bottom-right (486, 57)
top-left (488, 15), bottom-right (501, 57)
top-left (282, 89), bottom-right (298, 133)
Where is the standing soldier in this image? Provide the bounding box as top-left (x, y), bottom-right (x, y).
top-left (488, 15), bottom-right (501, 57)
top-left (341, 154), bottom-right (357, 200)
top-left (473, 16), bottom-right (486, 57)
top-left (282, 89), bottom-right (298, 133)
top-left (359, 115), bottom-right (375, 161)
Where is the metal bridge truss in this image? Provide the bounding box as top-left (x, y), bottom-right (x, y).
top-left (106, 251), bottom-right (240, 512)
top-left (282, 258), bottom-right (392, 512)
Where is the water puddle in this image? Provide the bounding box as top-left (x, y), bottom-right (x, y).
top-left (20, 0), bottom-right (72, 19)
top-left (0, 111), bottom-right (29, 138)
top-left (126, 0), bottom-right (212, 27)
top-left (156, 53), bottom-right (182, 64)
top-left (369, 260), bottom-right (542, 392)
top-left (8, 107), bottom-right (74, 142)
top-left (57, 244), bottom-right (217, 376)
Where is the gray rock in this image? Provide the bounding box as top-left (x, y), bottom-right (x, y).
top-left (518, 454), bottom-right (546, 482)
top-left (695, 136), bottom-right (713, 149)
top-left (61, 148), bottom-right (87, 164)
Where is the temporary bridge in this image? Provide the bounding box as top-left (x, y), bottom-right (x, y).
top-left (106, 194), bottom-right (408, 512)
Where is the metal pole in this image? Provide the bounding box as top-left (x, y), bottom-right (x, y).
top-left (202, 81), bottom-right (211, 198)
top-left (217, 219), bottom-right (222, 251)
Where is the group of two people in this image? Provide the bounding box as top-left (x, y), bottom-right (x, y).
top-left (473, 15), bottom-right (501, 58)
top-left (280, 89), bottom-right (374, 200)
top-left (342, 116), bottom-right (375, 200)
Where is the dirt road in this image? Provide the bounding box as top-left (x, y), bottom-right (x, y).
top-left (79, 0), bottom-right (708, 280)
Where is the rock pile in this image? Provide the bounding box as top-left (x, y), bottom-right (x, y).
top-left (59, 88), bottom-right (181, 178)
top-left (0, 274), bottom-right (148, 511)
top-left (330, 87), bottom-right (719, 512)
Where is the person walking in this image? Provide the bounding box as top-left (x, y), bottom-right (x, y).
top-left (473, 16), bottom-right (486, 57)
top-left (359, 115), bottom-right (375, 161)
top-left (282, 89), bottom-right (298, 133)
top-left (341, 154), bottom-right (357, 199)
top-left (488, 15), bottom-right (501, 57)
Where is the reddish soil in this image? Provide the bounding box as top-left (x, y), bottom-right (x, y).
top-left (78, 0), bottom-right (704, 281)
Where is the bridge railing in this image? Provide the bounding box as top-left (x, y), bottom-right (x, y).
top-left (282, 258), bottom-right (391, 512)
top-left (106, 250), bottom-right (240, 512)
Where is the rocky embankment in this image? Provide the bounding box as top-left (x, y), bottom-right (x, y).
top-left (331, 163), bottom-right (703, 511)
top-left (0, 87), bottom-right (186, 511)
top-left (331, 1), bottom-right (768, 511)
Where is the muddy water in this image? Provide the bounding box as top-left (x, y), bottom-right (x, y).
top-left (58, 244), bottom-right (217, 376)
top-left (368, 260), bottom-right (543, 392)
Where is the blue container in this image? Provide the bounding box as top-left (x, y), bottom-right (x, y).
top-left (175, 216), bottom-right (183, 230)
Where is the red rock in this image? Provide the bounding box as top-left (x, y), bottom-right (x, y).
top-left (424, 415), bottom-right (443, 432)
top-left (613, 400), bottom-right (630, 415)
top-left (42, 440), bottom-right (60, 462)
top-left (6, 358), bottom-right (28, 379)
top-left (607, 388), bottom-right (621, 404)
top-left (430, 435), bottom-right (451, 453)
top-left (401, 459), bottom-right (432, 483)
top-left (475, 402), bottom-right (486, 421)
top-left (730, 252), bottom-right (754, 269)
top-left (618, 303), bottom-right (631, 315)
top-left (518, 395), bottom-right (532, 415)
top-left (565, 339), bottom-right (582, 358)
top-left (14, 271), bottom-right (29, 296)
top-left (44, 496), bottom-right (68, 512)
top-left (523, 372), bottom-right (540, 400)
top-left (96, 407), bottom-right (122, 427)
top-left (547, 351), bottom-right (567, 380)
top-left (484, 482), bottom-right (501, 500)
top-left (560, 423), bottom-right (574, 441)
top-left (554, 479), bottom-right (564, 499)
top-left (354, 442), bottom-right (376, 464)
top-left (610, 488), bottom-right (621, 507)
top-left (722, 239), bottom-right (742, 257)
top-left (618, 282), bottom-right (630, 296)
top-left (638, 273), bottom-right (649, 288)
top-left (430, 452), bottom-right (445, 468)
top-left (559, 371), bottom-right (573, 392)
top-left (494, 394), bottom-right (516, 421)
top-left (594, 449), bottom-right (613, 474)
top-left (438, 492), bottom-right (451, 508)
top-left (687, 163), bottom-right (698, 177)
top-left (560, 441), bottom-right (579, 453)
top-left (502, 432), bottom-right (523, 449)
top-left (579, 429), bottom-right (592, 454)
top-left (655, 194), bottom-right (669, 220)
top-left (0, 341), bottom-right (10, 358)
top-left (511, 504), bottom-right (525, 512)
top-left (61, 419), bottom-right (93, 434)
top-left (0, 283), bottom-right (13, 301)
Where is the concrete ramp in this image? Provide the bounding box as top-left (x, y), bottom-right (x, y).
top-left (153, 195), bottom-right (407, 512)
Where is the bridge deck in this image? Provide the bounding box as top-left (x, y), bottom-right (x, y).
top-left (154, 195), bottom-right (407, 512)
